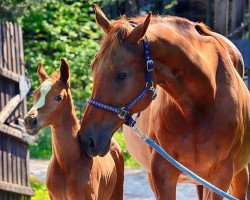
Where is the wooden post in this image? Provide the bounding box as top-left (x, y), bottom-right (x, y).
top-left (214, 0), bottom-right (229, 36)
top-left (206, 0), bottom-right (212, 27)
top-left (230, 0), bottom-right (245, 38)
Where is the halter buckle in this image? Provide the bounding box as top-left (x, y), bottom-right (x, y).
top-left (146, 60), bottom-right (154, 72)
top-left (118, 107), bottom-right (128, 119)
top-left (132, 125), bottom-right (148, 140)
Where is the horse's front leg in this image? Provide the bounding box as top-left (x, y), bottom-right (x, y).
top-left (202, 158), bottom-right (234, 200)
top-left (229, 166), bottom-right (249, 200)
top-left (150, 151), bottom-right (181, 200)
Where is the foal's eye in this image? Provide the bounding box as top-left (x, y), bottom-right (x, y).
top-left (116, 72), bottom-right (127, 81)
top-left (55, 95), bottom-right (63, 101)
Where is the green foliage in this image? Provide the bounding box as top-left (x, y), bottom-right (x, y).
top-left (0, 0), bottom-right (30, 22)
top-left (30, 177), bottom-right (50, 200)
top-left (114, 131), bottom-right (139, 168)
top-left (29, 128), bottom-right (52, 159)
top-left (22, 0), bottom-right (101, 117)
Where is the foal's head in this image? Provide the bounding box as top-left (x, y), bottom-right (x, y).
top-left (78, 5), bottom-right (155, 157)
top-left (24, 58), bottom-right (70, 135)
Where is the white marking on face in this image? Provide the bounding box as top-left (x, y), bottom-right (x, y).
top-left (30, 80), bottom-right (52, 111)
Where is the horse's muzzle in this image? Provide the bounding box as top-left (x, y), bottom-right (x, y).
top-left (78, 129), bottom-right (112, 157)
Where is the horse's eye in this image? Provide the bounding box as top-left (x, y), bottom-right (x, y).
top-left (55, 95), bottom-right (62, 101)
top-left (116, 72), bottom-right (127, 81)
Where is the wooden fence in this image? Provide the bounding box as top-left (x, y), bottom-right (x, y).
top-left (0, 22), bottom-right (34, 199)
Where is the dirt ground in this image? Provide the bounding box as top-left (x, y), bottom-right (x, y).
top-left (30, 159), bottom-right (198, 200)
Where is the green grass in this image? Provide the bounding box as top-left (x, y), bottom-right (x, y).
top-left (29, 128), bottom-right (139, 167)
top-left (30, 177), bottom-right (50, 200)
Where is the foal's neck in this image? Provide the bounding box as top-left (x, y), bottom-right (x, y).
top-left (50, 92), bottom-right (87, 171)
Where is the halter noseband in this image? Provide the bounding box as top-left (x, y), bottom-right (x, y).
top-left (88, 22), bottom-right (157, 127)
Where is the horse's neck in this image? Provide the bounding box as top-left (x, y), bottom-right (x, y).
top-left (150, 26), bottom-right (216, 122)
top-left (51, 97), bottom-right (85, 170)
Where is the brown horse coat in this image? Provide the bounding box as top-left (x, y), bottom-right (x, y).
top-left (78, 5), bottom-right (250, 200)
top-left (24, 59), bottom-right (124, 200)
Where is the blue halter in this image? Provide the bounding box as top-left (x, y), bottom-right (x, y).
top-left (88, 22), bottom-right (156, 127)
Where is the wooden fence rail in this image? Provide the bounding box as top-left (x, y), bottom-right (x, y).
top-left (0, 22), bottom-right (34, 199)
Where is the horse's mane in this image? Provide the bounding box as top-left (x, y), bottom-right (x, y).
top-left (103, 15), bottom-right (195, 42)
top-left (92, 15), bottom-right (197, 68)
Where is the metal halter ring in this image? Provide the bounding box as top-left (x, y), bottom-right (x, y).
top-left (118, 107), bottom-right (128, 119)
top-left (146, 81), bottom-right (154, 88)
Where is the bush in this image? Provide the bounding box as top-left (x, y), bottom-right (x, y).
top-left (30, 177), bottom-right (50, 200)
top-left (29, 128), bottom-right (52, 159)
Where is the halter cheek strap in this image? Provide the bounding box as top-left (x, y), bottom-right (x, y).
top-left (88, 22), bottom-right (157, 127)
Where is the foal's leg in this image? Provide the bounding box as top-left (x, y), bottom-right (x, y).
top-left (197, 185), bottom-right (203, 200)
top-left (229, 166), bottom-right (249, 200)
top-left (150, 151), bottom-right (181, 200)
top-left (202, 159), bottom-right (234, 200)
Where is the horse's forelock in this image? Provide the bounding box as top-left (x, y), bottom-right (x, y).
top-left (92, 18), bottom-right (132, 70)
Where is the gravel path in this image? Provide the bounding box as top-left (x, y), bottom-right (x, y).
top-left (30, 159), bottom-right (198, 200)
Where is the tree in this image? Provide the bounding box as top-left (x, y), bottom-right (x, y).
top-left (22, 0), bottom-right (102, 117)
top-left (0, 0), bottom-right (30, 22)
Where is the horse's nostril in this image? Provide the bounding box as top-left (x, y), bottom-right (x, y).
top-left (32, 118), bottom-right (38, 127)
top-left (88, 138), bottom-right (95, 148)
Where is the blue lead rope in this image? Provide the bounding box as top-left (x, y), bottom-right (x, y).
top-left (144, 137), bottom-right (238, 200)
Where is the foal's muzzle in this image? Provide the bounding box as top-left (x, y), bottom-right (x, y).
top-left (24, 111), bottom-right (39, 135)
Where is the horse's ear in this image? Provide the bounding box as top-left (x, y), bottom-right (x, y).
top-left (37, 63), bottom-right (49, 83)
top-left (93, 4), bottom-right (112, 34)
top-left (60, 58), bottom-right (70, 85)
top-left (128, 12), bottom-right (151, 43)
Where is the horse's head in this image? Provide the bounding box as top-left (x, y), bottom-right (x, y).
top-left (78, 5), bottom-right (155, 157)
top-left (24, 58), bottom-right (70, 135)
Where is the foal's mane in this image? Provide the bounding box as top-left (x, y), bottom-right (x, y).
top-left (52, 71), bottom-right (60, 80)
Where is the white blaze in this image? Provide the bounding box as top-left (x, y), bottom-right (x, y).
top-left (30, 80), bottom-right (52, 111)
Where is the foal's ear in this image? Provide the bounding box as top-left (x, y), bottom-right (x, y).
top-left (60, 58), bottom-right (70, 85)
top-left (37, 63), bottom-right (49, 83)
top-left (128, 12), bottom-right (151, 43)
top-left (93, 4), bottom-right (112, 34)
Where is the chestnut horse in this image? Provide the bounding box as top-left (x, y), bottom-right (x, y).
top-left (24, 59), bottom-right (124, 200)
top-left (78, 5), bottom-right (250, 200)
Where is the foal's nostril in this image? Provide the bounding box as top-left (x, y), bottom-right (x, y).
top-left (31, 118), bottom-right (38, 127)
top-left (24, 117), bottom-right (28, 125)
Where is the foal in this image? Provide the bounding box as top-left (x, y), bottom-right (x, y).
top-left (24, 59), bottom-right (124, 200)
